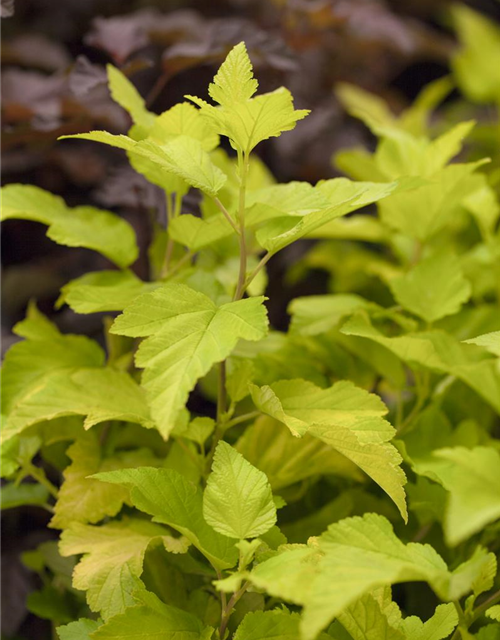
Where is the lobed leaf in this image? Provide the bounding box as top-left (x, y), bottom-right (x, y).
top-left (93, 467), bottom-right (238, 570)
top-left (110, 284), bottom-right (268, 437)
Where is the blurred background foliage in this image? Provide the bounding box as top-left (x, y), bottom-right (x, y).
top-left (1, 0), bottom-right (500, 637)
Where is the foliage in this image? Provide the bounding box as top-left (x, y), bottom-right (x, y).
top-left (2, 15), bottom-right (500, 640)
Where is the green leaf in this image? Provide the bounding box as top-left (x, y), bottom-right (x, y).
top-left (208, 41), bottom-right (258, 106)
top-left (60, 132), bottom-right (226, 196)
top-left (169, 180), bottom-right (328, 251)
top-left (93, 467), bottom-right (238, 570)
top-left (451, 5), bottom-right (500, 103)
top-left (50, 433), bottom-right (159, 529)
top-left (1, 482), bottom-right (49, 509)
top-left (91, 590), bottom-right (212, 640)
top-left (250, 380), bottom-right (407, 520)
top-left (57, 618), bottom-right (101, 640)
top-left (187, 43), bottom-right (308, 154)
top-left (430, 446), bottom-right (500, 545)
top-left (464, 331), bottom-right (500, 357)
top-left (341, 312), bottom-right (500, 414)
top-left (196, 88), bottom-right (310, 155)
top-left (389, 252), bottom-right (472, 323)
top-left (236, 416), bottom-right (363, 491)
top-left (336, 590), bottom-right (404, 640)
top-left (149, 102), bottom-right (219, 151)
top-left (487, 607), bottom-right (500, 622)
top-left (5, 367), bottom-right (154, 437)
top-left (288, 294), bottom-right (370, 336)
top-left (248, 513), bottom-right (455, 640)
top-left (233, 609), bottom-right (302, 640)
top-left (203, 441), bottom-right (276, 539)
top-left (476, 625), bottom-right (500, 640)
top-left (110, 284), bottom-right (268, 437)
top-left (378, 161), bottom-right (485, 241)
top-left (255, 179), bottom-right (400, 255)
top-left (137, 136), bottom-right (226, 195)
top-left (449, 547), bottom-right (497, 603)
top-left (399, 603), bottom-right (458, 640)
top-left (27, 585), bottom-right (74, 623)
top-left (462, 174), bottom-right (500, 237)
top-left (57, 270), bottom-right (158, 314)
top-left (107, 65), bottom-right (155, 135)
top-left (1, 184), bottom-right (138, 268)
top-left (336, 78), bottom-right (452, 138)
top-left (59, 518), bottom-right (176, 619)
top-left (2, 307), bottom-right (104, 426)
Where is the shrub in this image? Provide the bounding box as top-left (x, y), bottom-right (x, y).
top-left (2, 12), bottom-right (500, 640)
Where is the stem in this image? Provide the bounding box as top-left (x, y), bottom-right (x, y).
top-left (234, 152), bottom-right (249, 301)
top-left (216, 571), bottom-right (227, 615)
top-left (217, 362), bottom-right (227, 424)
top-left (244, 252), bottom-right (271, 292)
top-left (224, 411), bottom-right (260, 430)
top-left (162, 193), bottom-right (183, 277)
top-left (219, 582), bottom-right (249, 638)
top-left (472, 588), bottom-right (500, 623)
top-left (26, 464), bottom-right (59, 499)
top-left (398, 370), bottom-right (430, 434)
top-left (146, 70), bottom-right (170, 108)
top-left (163, 251), bottom-right (194, 279)
top-left (213, 197), bottom-right (240, 235)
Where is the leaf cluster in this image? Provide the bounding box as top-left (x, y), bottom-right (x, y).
top-left (2, 18), bottom-right (500, 640)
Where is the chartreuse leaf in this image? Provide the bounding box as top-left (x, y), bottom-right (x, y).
top-left (110, 284), bottom-right (268, 438)
top-left (60, 131), bottom-right (226, 196)
top-left (451, 4), bottom-right (500, 103)
top-left (250, 380), bottom-right (407, 520)
top-left (208, 41), bottom-right (258, 105)
top-left (1, 184), bottom-right (138, 268)
top-left (389, 252), bottom-right (472, 323)
top-left (487, 607), bottom-right (500, 622)
top-left (336, 77), bottom-right (452, 138)
top-left (476, 625), bottom-right (500, 640)
top-left (50, 433), bottom-right (159, 529)
top-left (336, 589), bottom-right (405, 640)
top-left (203, 441), bottom-right (276, 539)
top-left (57, 618), bottom-right (101, 640)
top-left (14, 299), bottom-right (61, 340)
top-left (149, 102), bottom-right (219, 151)
top-left (59, 518), bottom-right (177, 619)
top-left (256, 179), bottom-right (400, 255)
top-left (5, 367), bottom-right (154, 437)
top-left (1, 306), bottom-right (105, 437)
top-left (91, 588), bottom-right (212, 640)
top-left (169, 179), bottom-right (330, 251)
top-left (57, 270), bottom-right (157, 314)
top-left (248, 513), bottom-right (472, 640)
top-left (107, 65), bottom-right (155, 136)
top-left (187, 42), bottom-right (309, 154)
top-left (380, 160), bottom-right (486, 241)
top-left (288, 293), bottom-right (370, 336)
top-left (93, 467), bottom-right (238, 570)
top-left (1, 482), bottom-right (49, 509)
top-left (236, 416), bottom-right (362, 491)
top-left (427, 446), bottom-right (500, 546)
top-left (341, 312), bottom-right (500, 414)
top-left (250, 379), bottom-right (391, 438)
top-left (399, 603), bottom-right (459, 640)
top-left (464, 331), bottom-right (500, 357)
top-left (233, 609), bottom-right (304, 640)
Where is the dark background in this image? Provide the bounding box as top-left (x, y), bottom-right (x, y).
top-left (1, 0), bottom-right (499, 637)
